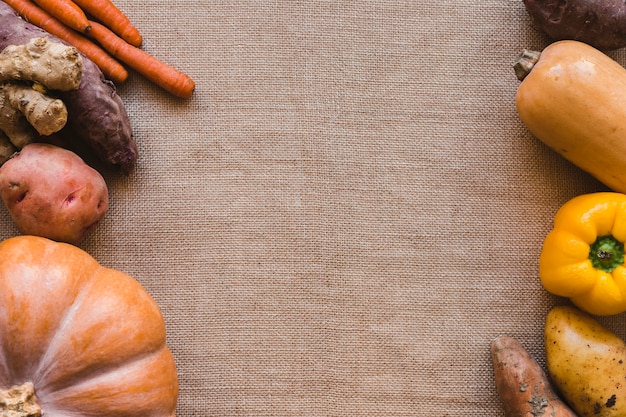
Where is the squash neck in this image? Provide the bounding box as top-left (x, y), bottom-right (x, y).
top-left (0, 382), bottom-right (42, 417)
top-left (514, 49), bottom-right (541, 81)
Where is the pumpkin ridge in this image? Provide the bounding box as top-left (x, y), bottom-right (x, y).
top-left (39, 347), bottom-right (178, 416)
top-left (30, 266), bottom-right (169, 397)
top-left (29, 272), bottom-right (99, 393)
top-left (0, 237), bottom-right (98, 386)
top-left (36, 341), bottom-right (168, 398)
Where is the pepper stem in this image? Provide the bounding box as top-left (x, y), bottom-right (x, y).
top-left (0, 382), bottom-right (41, 417)
top-left (589, 235), bottom-right (625, 272)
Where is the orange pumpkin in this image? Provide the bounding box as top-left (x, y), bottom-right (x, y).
top-left (0, 235), bottom-right (178, 417)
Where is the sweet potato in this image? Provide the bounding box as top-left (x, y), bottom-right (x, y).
top-left (491, 336), bottom-right (577, 417)
top-left (523, 0), bottom-right (626, 51)
top-left (0, 143), bottom-right (109, 245)
top-left (0, 1), bottom-right (137, 173)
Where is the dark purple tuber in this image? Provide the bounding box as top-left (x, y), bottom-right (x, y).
top-left (523, 0), bottom-right (626, 51)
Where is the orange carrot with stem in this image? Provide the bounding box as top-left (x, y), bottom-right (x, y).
top-left (88, 20), bottom-right (195, 98)
top-left (32, 0), bottom-right (91, 33)
top-left (72, 0), bottom-right (142, 47)
top-left (2, 0), bottom-right (128, 83)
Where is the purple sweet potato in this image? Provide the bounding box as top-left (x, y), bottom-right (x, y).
top-left (0, 1), bottom-right (137, 173)
top-left (523, 0), bottom-right (626, 51)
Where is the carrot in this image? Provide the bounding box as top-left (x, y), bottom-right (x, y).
top-left (32, 0), bottom-right (91, 33)
top-left (71, 0), bottom-right (142, 47)
top-left (87, 20), bottom-right (195, 98)
top-left (2, 0), bottom-right (128, 84)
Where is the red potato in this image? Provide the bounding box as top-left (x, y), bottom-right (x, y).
top-left (523, 0), bottom-right (626, 51)
top-left (0, 143), bottom-right (108, 245)
top-left (491, 336), bottom-right (577, 417)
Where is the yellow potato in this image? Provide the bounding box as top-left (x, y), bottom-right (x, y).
top-left (545, 306), bottom-right (626, 417)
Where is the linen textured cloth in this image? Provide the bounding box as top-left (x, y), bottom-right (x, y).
top-left (1, 1), bottom-right (624, 416)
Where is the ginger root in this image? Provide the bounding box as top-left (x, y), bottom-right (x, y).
top-left (0, 37), bottom-right (82, 91)
top-left (5, 83), bottom-right (67, 136)
top-left (0, 37), bottom-right (82, 150)
top-left (0, 89), bottom-right (34, 149)
top-left (0, 83), bottom-right (68, 148)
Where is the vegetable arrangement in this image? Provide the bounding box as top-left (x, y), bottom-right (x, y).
top-left (493, 306), bottom-right (626, 417)
top-left (492, 2), bottom-right (626, 416)
top-left (0, 1), bottom-right (190, 415)
top-left (3, 0), bottom-right (194, 98)
top-left (0, 1), bottom-right (135, 173)
top-left (0, 0), bottom-right (196, 241)
top-left (492, 190), bottom-right (626, 416)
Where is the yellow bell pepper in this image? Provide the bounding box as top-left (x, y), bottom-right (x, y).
top-left (540, 192), bottom-right (626, 316)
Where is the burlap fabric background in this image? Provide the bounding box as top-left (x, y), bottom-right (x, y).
top-left (3, 0), bottom-right (626, 415)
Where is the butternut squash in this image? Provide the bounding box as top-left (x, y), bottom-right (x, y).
top-left (515, 40), bottom-right (626, 193)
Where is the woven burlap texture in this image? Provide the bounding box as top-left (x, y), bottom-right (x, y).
top-left (2, 1), bottom-right (625, 416)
